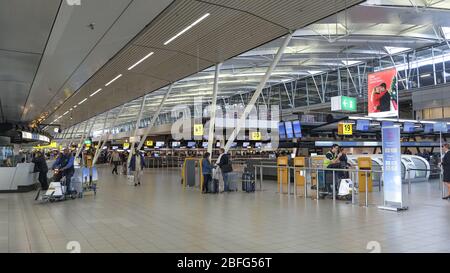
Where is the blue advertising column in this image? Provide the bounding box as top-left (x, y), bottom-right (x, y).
top-left (379, 126), bottom-right (408, 211)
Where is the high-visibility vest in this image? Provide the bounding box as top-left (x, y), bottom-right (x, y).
top-left (323, 151), bottom-right (336, 168)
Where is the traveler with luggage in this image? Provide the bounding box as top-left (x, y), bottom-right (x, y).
top-left (111, 150), bottom-right (121, 175)
top-left (129, 149), bottom-right (145, 187)
top-left (201, 152), bottom-right (213, 193)
top-left (51, 148), bottom-right (75, 195)
top-left (441, 144), bottom-right (450, 200)
top-left (216, 148), bottom-right (233, 192)
top-left (32, 151), bottom-right (49, 190)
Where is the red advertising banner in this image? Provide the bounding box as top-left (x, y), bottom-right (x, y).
top-left (368, 68), bottom-right (398, 117)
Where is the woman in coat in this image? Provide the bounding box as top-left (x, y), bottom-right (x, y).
top-left (129, 150), bottom-right (145, 187)
top-left (32, 151), bottom-right (49, 190)
top-left (201, 152), bottom-right (213, 193)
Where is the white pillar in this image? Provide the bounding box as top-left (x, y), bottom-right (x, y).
top-left (92, 111), bottom-right (110, 164)
top-left (223, 33), bottom-right (293, 153)
top-left (207, 63), bottom-right (221, 159)
top-left (75, 117), bottom-right (97, 159)
top-left (136, 84), bottom-right (174, 151)
top-left (92, 104), bottom-right (126, 165)
top-left (127, 96), bottom-right (147, 164)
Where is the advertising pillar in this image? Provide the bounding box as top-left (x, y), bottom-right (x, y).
top-left (379, 126), bottom-right (408, 211)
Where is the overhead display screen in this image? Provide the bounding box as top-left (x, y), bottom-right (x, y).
top-left (278, 122), bottom-right (286, 140)
top-left (356, 120), bottom-right (370, 131)
top-left (284, 121), bottom-right (294, 139)
top-left (424, 123), bottom-right (433, 134)
top-left (292, 120), bottom-right (302, 138)
top-left (403, 122), bottom-right (415, 133)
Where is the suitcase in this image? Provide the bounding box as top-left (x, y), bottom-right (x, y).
top-left (208, 179), bottom-right (219, 193)
top-left (226, 172), bottom-right (239, 192)
top-left (241, 172), bottom-right (255, 192)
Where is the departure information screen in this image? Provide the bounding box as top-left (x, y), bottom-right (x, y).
top-left (284, 121), bottom-right (294, 139)
top-left (356, 120), bottom-right (370, 131)
top-left (292, 120), bottom-right (302, 138)
top-left (278, 122), bottom-right (286, 140)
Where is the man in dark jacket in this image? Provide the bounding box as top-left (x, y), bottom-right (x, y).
top-left (216, 148), bottom-right (233, 191)
top-left (32, 151), bottom-right (49, 190)
top-left (52, 148), bottom-right (75, 195)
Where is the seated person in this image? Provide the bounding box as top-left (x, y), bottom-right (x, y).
top-left (52, 148), bottom-right (75, 195)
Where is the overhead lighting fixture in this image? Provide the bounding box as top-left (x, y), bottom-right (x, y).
top-left (90, 88), bottom-right (102, 97)
top-left (78, 98), bottom-right (88, 105)
top-left (163, 13), bottom-right (210, 45)
top-left (307, 70), bottom-right (323, 75)
top-left (384, 46), bottom-right (410, 55)
top-left (420, 73), bottom-right (431, 78)
top-left (441, 27), bottom-right (450, 40)
top-left (128, 52), bottom-right (154, 70)
top-left (105, 74), bottom-right (122, 86)
top-left (63, 111), bottom-right (69, 116)
top-left (342, 60), bottom-right (362, 66)
top-left (73, 105), bottom-right (77, 109)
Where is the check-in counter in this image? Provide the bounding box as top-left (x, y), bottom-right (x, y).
top-left (0, 163), bottom-right (39, 192)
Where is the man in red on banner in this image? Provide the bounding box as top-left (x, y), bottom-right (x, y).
top-left (370, 85), bottom-right (387, 113)
top-left (368, 68), bottom-right (398, 117)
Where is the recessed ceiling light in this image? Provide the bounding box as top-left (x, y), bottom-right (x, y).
top-left (63, 111), bottom-right (69, 116)
top-left (105, 74), bottom-right (122, 86)
top-left (384, 46), bottom-right (410, 55)
top-left (90, 88), bottom-right (102, 97)
top-left (342, 60), bottom-right (361, 66)
top-left (128, 52), bottom-right (154, 70)
top-left (164, 13), bottom-right (210, 46)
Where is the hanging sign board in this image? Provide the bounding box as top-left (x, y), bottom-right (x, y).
top-left (250, 132), bottom-right (262, 141)
top-left (368, 68), bottom-right (398, 118)
top-left (194, 124), bottom-right (204, 136)
top-left (331, 96), bottom-right (357, 112)
top-left (145, 140), bottom-right (153, 147)
top-left (338, 123), bottom-right (353, 135)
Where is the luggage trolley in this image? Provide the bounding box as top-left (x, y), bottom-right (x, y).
top-left (36, 170), bottom-right (78, 203)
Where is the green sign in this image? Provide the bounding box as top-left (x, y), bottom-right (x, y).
top-left (84, 139), bottom-right (92, 145)
top-left (341, 96), bottom-right (357, 112)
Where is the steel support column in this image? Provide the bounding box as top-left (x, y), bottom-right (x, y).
top-left (75, 119), bottom-right (93, 159)
top-left (223, 33), bottom-right (292, 153)
top-left (136, 84), bottom-right (174, 151)
top-left (207, 63), bottom-right (221, 159)
top-left (92, 111), bottom-right (111, 165)
top-left (127, 96), bottom-right (147, 164)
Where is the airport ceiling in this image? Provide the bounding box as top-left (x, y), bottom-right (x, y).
top-left (3, 0), bottom-right (450, 133)
top-left (74, 0), bottom-right (450, 135)
top-left (17, 0), bottom-right (365, 129)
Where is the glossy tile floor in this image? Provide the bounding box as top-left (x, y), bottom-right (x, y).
top-left (1, 166), bottom-right (449, 253)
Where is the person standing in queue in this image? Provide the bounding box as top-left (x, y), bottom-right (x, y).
top-left (441, 144), bottom-right (450, 200)
top-left (52, 148), bottom-right (75, 195)
top-left (216, 148), bottom-right (233, 192)
top-left (32, 151), bottom-right (49, 190)
top-left (129, 149), bottom-right (145, 187)
top-left (201, 152), bottom-right (213, 193)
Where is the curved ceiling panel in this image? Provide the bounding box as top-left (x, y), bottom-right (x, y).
top-left (45, 0), bottom-right (363, 129)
